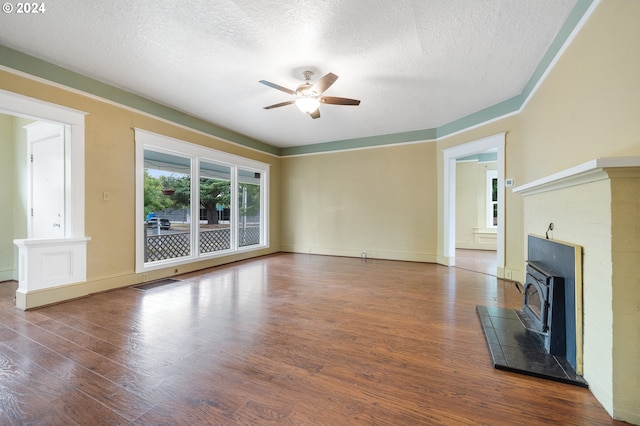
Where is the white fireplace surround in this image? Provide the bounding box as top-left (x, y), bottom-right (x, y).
top-left (514, 155), bottom-right (640, 424)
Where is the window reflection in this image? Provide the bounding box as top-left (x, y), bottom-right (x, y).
top-left (143, 150), bottom-right (191, 262)
top-left (238, 169), bottom-right (261, 248)
top-left (199, 161), bottom-right (231, 254)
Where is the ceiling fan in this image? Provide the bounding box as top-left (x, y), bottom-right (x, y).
top-left (259, 70), bottom-right (360, 119)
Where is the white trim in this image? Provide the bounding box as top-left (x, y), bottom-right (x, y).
top-left (0, 0), bottom-right (601, 160)
top-left (437, 111), bottom-right (521, 144)
top-left (192, 157), bottom-right (202, 259)
top-left (13, 237), bottom-right (91, 289)
top-left (135, 128), bottom-right (268, 170)
top-left (520, 0), bottom-right (601, 111)
top-left (1, 88), bottom-right (88, 310)
top-left (0, 88), bottom-right (87, 238)
top-left (0, 65), bottom-right (280, 159)
top-left (0, 87), bottom-right (86, 125)
top-left (280, 137), bottom-right (438, 158)
top-left (134, 129), bottom-right (146, 271)
top-left (513, 156), bottom-right (640, 196)
top-left (135, 128), bottom-right (270, 274)
top-left (230, 164), bottom-right (239, 251)
top-left (442, 133), bottom-right (505, 270)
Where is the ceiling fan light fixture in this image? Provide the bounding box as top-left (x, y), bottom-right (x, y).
top-left (260, 71), bottom-right (359, 119)
top-left (295, 97), bottom-right (320, 114)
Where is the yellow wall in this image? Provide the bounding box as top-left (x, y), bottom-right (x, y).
top-left (518, 0), bottom-right (640, 182)
top-left (0, 70), bottom-right (282, 303)
top-left (13, 116), bottom-right (31, 245)
top-left (0, 114), bottom-right (31, 281)
top-left (0, 114), bottom-right (15, 281)
top-left (610, 172), bottom-right (640, 423)
top-left (281, 142), bottom-right (438, 262)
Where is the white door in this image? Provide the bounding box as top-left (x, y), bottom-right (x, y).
top-left (27, 122), bottom-right (65, 238)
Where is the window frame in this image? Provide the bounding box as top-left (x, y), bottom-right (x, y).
top-left (486, 169), bottom-right (498, 228)
top-left (198, 159), bottom-right (233, 255)
top-left (135, 128), bottom-right (269, 273)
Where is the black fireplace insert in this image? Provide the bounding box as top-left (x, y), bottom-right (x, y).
top-left (520, 261), bottom-right (566, 356)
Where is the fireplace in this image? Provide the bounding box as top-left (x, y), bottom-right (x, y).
top-left (525, 234), bottom-right (581, 371)
top-left (520, 261), bottom-right (566, 356)
top-left (477, 234), bottom-right (585, 386)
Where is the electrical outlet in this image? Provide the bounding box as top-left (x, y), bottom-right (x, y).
top-left (103, 191), bottom-right (111, 201)
top-left (505, 270), bottom-right (512, 280)
top-left (142, 273), bottom-right (148, 282)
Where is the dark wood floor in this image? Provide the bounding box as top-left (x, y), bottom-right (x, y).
top-left (455, 249), bottom-right (497, 276)
top-left (0, 253), bottom-right (626, 425)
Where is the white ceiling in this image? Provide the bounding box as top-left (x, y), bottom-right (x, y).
top-left (0, 0), bottom-right (579, 149)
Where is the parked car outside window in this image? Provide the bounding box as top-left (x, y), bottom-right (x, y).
top-left (147, 218), bottom-right (170, 230)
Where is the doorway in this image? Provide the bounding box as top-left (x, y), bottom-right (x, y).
top-left (454, 152), bottom-right (498, 275)
top-left (442, 133), bottom-right (505, 277)
top-left (26, 121), bottom-right (66, 238)
top-left (0, 114), bottom-right (67, 279)
top-left (0, 88), bottom-right (88, 309)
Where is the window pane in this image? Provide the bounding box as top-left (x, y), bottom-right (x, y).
top-left (492, 177), bottom-right (498, 226)
top-left (492, 178), bottom-right (498, 202)
top-left (143, 149), bottom-right (191, 262)
top-left (238, 169), bottom-right (261, 247)
top-left (199, 161), bottom-right (231, 254)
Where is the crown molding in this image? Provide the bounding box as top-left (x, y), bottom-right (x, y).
top-left (0, 0), bottom-right (598, 157)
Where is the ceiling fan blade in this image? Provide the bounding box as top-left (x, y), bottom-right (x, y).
top-left (308, 109), bottom-right (321, 119)
top-left (259, 80), bottom-right (295, 95)
top-left (320, 96), bottom-right (361, 106)
top-left (311, 72), bottom-right (339, 94)
top-left (263, 100), bottom-right (295, 109)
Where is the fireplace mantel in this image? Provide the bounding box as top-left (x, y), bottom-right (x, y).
top-left (513, 156), bottom-right (640, 196)
top-left (516, 155), bottom-right (640, 422)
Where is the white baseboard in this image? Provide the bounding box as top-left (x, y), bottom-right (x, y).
top-left (455, 242), bottom-right (497, 250)
top-left (0, 268), bottom-right (17, 282)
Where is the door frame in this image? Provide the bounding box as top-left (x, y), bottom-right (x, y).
top-left (1, 88), bottom-right (89, 309)
top-left (442, 133), bottom-right (505, 274)
top-left (0, 89), bottom-right (86, 237)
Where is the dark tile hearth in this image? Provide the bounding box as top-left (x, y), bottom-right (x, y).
top-left (477, 305), bottom-right (588, 387)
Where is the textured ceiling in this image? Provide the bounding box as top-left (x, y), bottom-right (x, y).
top-left (0, 0), bottom-right (579, 148)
